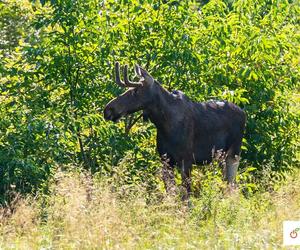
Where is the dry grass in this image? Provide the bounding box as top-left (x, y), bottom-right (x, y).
top-left (0, 167), bottom-right (299, 249)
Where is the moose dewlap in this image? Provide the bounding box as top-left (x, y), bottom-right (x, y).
top-left (104, 62), bottom-right (246, 199)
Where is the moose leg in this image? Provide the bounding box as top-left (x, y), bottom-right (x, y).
top-left (224, 155), bottom-right (240, 184)
top-left (179, 160), bottom-right (192, 201)
top-left (161, 155), bottom-right (176, 194)
top-left (223, 139), bottom-right (242, 187)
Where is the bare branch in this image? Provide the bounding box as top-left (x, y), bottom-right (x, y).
top-left (125, 113), bottom-right (143, 134)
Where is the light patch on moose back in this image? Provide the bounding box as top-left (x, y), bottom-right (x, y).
top-left (216, 101), bottom-right (225, 107)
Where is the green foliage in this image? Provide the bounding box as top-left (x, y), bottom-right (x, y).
top-left (0, 0), bottom-right (33, 52)
top-left (0, 0), bottom-right (299, 198)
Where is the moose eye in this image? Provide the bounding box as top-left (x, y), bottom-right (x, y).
top-left (133, 88), bottom-right (139, 95)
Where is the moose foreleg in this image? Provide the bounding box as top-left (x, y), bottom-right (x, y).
top-left (161, 156), bottom-right (176, 194)
top-left (179, 160), bottom-right (192, 201)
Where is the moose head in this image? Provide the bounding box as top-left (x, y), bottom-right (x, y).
top-left (104, 62), bottom-right (158, 122)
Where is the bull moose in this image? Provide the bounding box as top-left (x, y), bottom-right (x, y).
top-left (104, 62), bottom-right (246, 199)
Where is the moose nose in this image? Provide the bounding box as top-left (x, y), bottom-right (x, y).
top-left (103, 107), bottom-right (113, 121)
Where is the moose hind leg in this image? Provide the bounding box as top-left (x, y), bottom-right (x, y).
top-left (224, 155), bottom-right (240, 184)
top-left (223, 138), bottom-right (242, 185)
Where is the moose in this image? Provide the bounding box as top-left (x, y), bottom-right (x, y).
top-left (104, 62), bottom-right (246, 199)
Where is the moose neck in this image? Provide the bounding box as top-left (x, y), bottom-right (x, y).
top-left (145, 84), bottom-right (176, 135)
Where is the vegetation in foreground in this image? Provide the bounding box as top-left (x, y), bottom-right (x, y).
top-left (0, 166), bottom-right (299, 249)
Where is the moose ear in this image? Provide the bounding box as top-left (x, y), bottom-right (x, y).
top-left (135, 65), bottom-right (154, 85)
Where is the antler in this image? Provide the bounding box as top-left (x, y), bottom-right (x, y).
top-left (134, 64), bottom-right (141, 77)
top-left (115, 62), bottom-right (126, 87)
top-left (123, 65), bottom-right (142, 88)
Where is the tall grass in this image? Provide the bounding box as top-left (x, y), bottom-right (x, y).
top-left (0, 166), bottom-right (299, 249)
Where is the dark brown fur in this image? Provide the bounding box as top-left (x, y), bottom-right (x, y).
top-left (104, 63), bottom-right (246, 199)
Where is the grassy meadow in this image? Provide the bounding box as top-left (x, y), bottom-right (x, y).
top-left (0, 166), bottom-right (299, 249)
